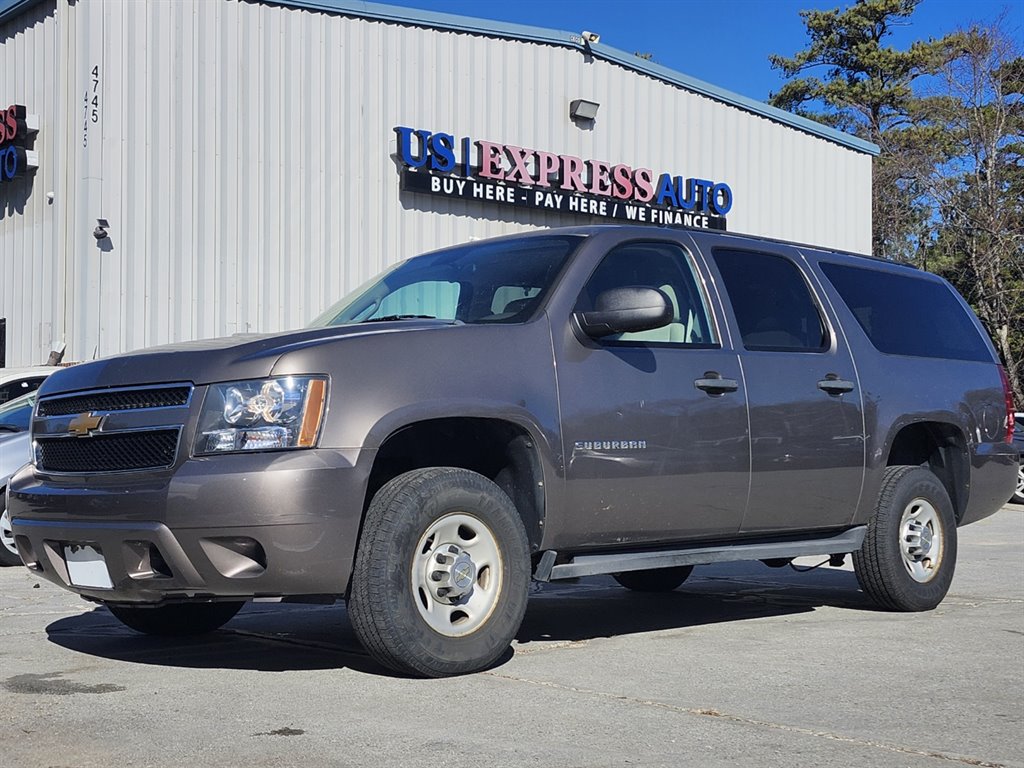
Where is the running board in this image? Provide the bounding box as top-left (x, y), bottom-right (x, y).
top-left (533, 526), bottom-right (867, 582)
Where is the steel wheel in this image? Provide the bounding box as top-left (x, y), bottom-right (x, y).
top-left (412, 512), bottom-right (503, 637)
top-left (854, 465), bottom-right (957, 612)
top-left (348, 467), bottom-right (531, 677)
top-left (898, 498), bottom-right (944, 583)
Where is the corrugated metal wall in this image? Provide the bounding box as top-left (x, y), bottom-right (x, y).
top-left (0, 0), bottom-right (64, 366)
top-left (0, 0), bottom-right (873, 367)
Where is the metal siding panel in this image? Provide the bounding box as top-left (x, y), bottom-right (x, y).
top-left (100, 0), bottom-right (123, 353)
top-left (218, 0), bottom-right (239, 336)
top-left (146, 0), bottom-right (166, 348)
top-left (176, 0), bottom-right (196, 343)
top-left (0, 0), bottom-right (63, 367)
top-left (195, 0), bottom-right (218, 342)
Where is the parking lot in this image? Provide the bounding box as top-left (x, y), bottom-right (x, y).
top-left (1, 507), bottom-right (1021, 768)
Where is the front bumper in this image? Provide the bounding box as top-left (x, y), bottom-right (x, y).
top-left (8, 448), bottom-right (368, 603)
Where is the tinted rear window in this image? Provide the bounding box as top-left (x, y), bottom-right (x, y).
top-left (820, 262), bottom-right (992, 362)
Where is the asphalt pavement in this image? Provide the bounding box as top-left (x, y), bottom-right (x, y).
top-left (1, 507), bottom-right (1021, 768)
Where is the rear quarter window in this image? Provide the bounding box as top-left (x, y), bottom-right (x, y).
top-left (820, 262), bottom-right (992, 362)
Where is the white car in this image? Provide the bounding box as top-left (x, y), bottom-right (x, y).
top-left (1013, 413), bottom-right (1024, 504)
top-left (0, 365), bottom-right (61, 405)
top-left (0, 391), bottom-right (38, 565)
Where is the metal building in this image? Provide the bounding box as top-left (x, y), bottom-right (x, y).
top-left (0, 0), bottom-right (877, 368)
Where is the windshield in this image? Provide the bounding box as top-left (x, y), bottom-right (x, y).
top-left (0, 391), bottom-right (36, 433)
top-left (310, 235), bottom-right (583, 327)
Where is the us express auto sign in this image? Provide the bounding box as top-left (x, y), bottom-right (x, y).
top-left (0, 104), bottom-right (39, 183)
top-left (395, 126), bottom-right (732, 230)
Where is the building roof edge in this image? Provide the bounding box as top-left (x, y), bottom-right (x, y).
top-left (0, 0), bottom-right (881, 156)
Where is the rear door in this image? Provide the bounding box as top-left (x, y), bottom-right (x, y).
top-left (701, 241), bottom-right (866, 533)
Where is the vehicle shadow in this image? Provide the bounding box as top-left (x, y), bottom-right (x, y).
top-left (517, 561), bottom-right (871, 644)
top-left (44, 562), bottom-right (871, 675)
top-left (44, 602), bottom-right (388, 675)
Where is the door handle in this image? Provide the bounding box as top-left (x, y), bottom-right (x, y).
top-left (817, 375), bottom-right (855, 395)
top-left (694, 372), bottom-right (739, 395)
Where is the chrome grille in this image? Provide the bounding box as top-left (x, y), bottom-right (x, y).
top-left (37, 386), bottom-right (192, 416)
top-left (36, 429), bottom-right (181, 473)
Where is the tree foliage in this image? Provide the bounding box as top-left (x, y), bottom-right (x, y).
top-left (769, 0), bottom-right (957, 261)
top-left (917, 26), bottom-right (1023, 398)
top-left (770, 0), bottom-right (1024, 400)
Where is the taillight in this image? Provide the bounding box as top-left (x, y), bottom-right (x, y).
top-left (998, 365), bottom-right (1015, 443)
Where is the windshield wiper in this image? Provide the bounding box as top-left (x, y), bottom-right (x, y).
top-left (362, 314), bottom-right (437, 323)
top-left (0, 424), bottom-right (24, 433)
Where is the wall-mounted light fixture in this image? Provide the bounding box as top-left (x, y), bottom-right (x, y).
top-left (569, 98), bottom-right (600, 123)
top-left (580, 30), bottom-right (600, 45)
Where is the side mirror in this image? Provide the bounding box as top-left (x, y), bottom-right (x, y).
top-left (574, 286), bottom-right (673, 339)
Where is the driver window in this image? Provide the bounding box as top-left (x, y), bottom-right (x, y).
top-left (576, 242), bottom-right (718, 346)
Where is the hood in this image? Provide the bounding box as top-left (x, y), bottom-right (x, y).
top-left (37, 320), bottom-right (455, 396)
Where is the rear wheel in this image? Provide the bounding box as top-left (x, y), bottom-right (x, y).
top-left (613, 566), bottom-right (693, 592)
top-left (348, 467), bottom-right (531, 677)
top-left (0, 497), bottom-right (23, 567)
top-left (853, 466), bottom-right (957, 611)
top-left (1012, 460), bottom-right (1024, 504)
top-left (107, 601), bottom-right (245, 635)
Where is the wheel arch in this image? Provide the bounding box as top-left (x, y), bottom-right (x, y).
top-left (886, 421), bottom-right (970, 522)
top-left (364, 416), bottom-right (548, 551)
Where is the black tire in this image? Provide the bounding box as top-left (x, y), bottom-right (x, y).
top-left (853, 466), bottom-right (957, 612)
top-left (348, 467), bottom-right (531, 678)
top-left (107, 601), bottom-right (245, 635)
top-left (0, 496), bottom-right (24, 567)
top-left (613, 566), bottom-right (693, 592)
top-left (1012, 460), bottom-right (1024, 504)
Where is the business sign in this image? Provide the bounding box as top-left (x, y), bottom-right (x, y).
top-left (0, 104), bottom-right (39, 183)
top-left (395, 126), bottom-right (732, 230)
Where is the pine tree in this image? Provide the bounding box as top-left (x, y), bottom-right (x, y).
top-left (768, 0), bottom-right (958, 262)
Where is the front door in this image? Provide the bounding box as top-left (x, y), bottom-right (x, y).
top-left (556, 240), bottom-right (750, 548)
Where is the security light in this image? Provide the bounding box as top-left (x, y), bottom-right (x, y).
top-left (569, 99), bottom-right (600, 122)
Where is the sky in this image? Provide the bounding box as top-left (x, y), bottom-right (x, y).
top-left (383, 0), bottom-right (1023, 103)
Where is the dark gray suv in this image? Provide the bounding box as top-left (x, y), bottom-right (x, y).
top-left (8, 226), bottom-right (1018, 677)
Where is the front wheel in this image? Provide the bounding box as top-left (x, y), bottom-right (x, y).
top-left (853, 466), bottom-right (957, 612)
top-left (107, 601), bottom-right (245, 635)
top-left (348, 467), bottom-right (531, 677)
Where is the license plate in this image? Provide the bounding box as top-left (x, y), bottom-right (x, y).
top-left (64, 545), bottom-right (113, 589)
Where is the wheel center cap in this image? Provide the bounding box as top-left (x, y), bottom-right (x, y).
top-left (452, 560), bottom-right (475, 590)
top-left (428, 545), bottom-right (477, 601)
top-left (918, 526), bottom-right (933, 554)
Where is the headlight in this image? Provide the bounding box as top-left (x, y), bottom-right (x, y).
top-left (195, 376), bottom-right (327, 455)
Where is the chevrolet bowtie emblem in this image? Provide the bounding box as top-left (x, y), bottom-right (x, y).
top-left (68, 412), bottom-right (103, 438)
